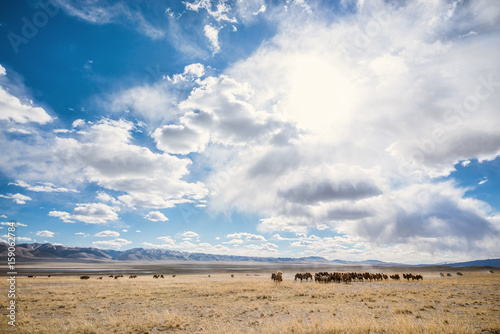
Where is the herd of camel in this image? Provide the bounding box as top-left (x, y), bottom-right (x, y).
top-left (271, 271), bottom-right (424, 283)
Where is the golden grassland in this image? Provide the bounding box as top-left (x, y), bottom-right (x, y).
top-left (1, 270), bottom-right (499, 333)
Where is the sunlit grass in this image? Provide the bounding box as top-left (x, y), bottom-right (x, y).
top-left (1, 271), bottom-right (499, 333)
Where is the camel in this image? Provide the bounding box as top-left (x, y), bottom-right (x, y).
top-left (274, 271), bottom-right (283, 283)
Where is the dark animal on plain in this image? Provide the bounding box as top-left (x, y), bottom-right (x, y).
top-left (172, 275), bottom-right (176, 277)
top-left (303, 272), bottom-right (313, 281)
top-left (160, 275), bottom-right (164, 278)
top-left (414, 274), bottom-right (423, 280)
top-left (403, 273), bottom-right (416, 281)
top-left (271, 273), bottom-right (277, 281)
top-left (27, 275), bottom-right (34, 278)
top-left (383, 274), bottom-right (388, 280)
top-left (439, 273), bottom-right (444, 277)
top-left (456, 272), bottom-right (463, 276)
top-left (295, 273), bottom-right (303, 282)
top-left (109, 275), bottom-right (114, 278)
top-left (97, 277), bottom-right (103, 280)
top-left (231, 274), bottom-right (234, 278)
top-left (153, 274), bottom-right (159, 279)
top-left (80, 275), bottom-right (90, 280)
top-left (129, 275), bottom-right (137, 279)
top-left (47, 275), bottom-right (51, 278)
top-left (488, 270), bottom-right (494, 274)
top-left (390, 274), bottom-right (400, 280)
top-left (447, 273), bottom-right (452, 277)
top-left (208, 275), bottom-right (211, 278)
top-left (274, 271), bottom-right (283, 283)
top-left (114, 275), bottom-right (120, 279)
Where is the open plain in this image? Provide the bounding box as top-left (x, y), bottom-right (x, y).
top-left (1, 269), bottom-right (499, 333)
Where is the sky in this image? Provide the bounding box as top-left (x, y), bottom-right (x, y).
top-left (0, 0), bottom-right (499, 264)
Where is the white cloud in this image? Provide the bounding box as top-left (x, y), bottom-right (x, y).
top-left (95, 191), bottom-right (121, 205)
top-left (16, 237), bottom-right (32, 242)
top-left (49, 203), bottom-right (119, 224)
top-left (72, 119), bottom-right (85, 128)
top-left (226, 232), bottom-right (266, 241)
top-left (204, 24), bottom-right (221, 54)
top-left (157, 236), bottom-right (175, 245)
top-left (478, 178), bottom-right (488, 185)
top-left (95, 230), bottom-right (120, 237)
top-left (180, 231), bottom-right (200, 239)
top-left (0, 64), bottom-right (5, 76)
top-left (75, 232), bottom-right (89, 237)
top-left (152, 124), bottom-right (209, 155)
top-left (9, 180), bottom-right (78, 193)
top-left (0, 193), bottom-right (31, 205)
top-left (53, 0), bottom-right (165, 39)
top-left (0, 222), bottom-right (28, 227)
top-left (169, 63), bottom-right (205, 84)
top-left (185, 0), bottom-right (237, 23)
top-left (7, 128), bottom-right (31, 135)
top-left (182, 0), bottom-right (500, 260)
top-left (53, 119), bottom-right (207, 209)
top-left (223, 238), bottom-right (244, 245)
top-left (36, 230), bottom-right (55, 237)
top-left (0, 86), bottom-right (52, 124)
top-left (145, 211), bottom-right (168, 222)
top-left (48, 211), bottom-right (73, 223)
top-left (92, 238), bottom-right (132, 249)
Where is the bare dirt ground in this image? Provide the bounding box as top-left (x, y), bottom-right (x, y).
top-left (1, 269), bottom-right (499, 333)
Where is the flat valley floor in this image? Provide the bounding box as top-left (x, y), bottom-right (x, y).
top-left (1, 270), bottom-right (499, 333)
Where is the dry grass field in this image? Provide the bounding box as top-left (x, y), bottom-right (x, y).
top-left (1, 270), bottom-right (499, 333)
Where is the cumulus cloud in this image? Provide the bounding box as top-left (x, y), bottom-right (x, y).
top-left (153, 75), bottom-right (299, 156)
top-left (0, 66), bottom-right (52, 124)
top-left (49, 203), bottom-right (119, 224)
top-left (53, 118), bottom-right (207, 209)
top-left (186, 0), bottom-right (500, 259)
top-left (0, 86), bottom-right (52, 124)
top-left (157, 236), bottom-right (175, 244)
top-left (93, 238), bottom-right (132, 249)
top-left (95, 230), bottom-right (120, 237)
top-left (36, 230), bottom-right (55, 237)
top-left (145, 211), bottom-right (168, 222)
top-left (0, 193), bottom-right (31, 204)
top-left (180, 231), bottom-right (200, 239)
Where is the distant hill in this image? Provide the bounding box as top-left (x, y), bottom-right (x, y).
top-left (0, 243), bottom-right (332, 264)
top-left (439, 259), bottom-right (500, 268)
top-left (1, 242), bottom-right (498, 267)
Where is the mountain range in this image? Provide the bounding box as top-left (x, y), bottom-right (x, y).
top-left (1, 242), bottom-right (499, 267)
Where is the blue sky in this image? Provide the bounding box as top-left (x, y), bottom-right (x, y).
top-left (0, 0), bottom-right (499, 264)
